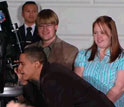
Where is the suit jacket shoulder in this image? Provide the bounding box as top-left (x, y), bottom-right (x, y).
top-left (26, 40), bottom-right (42, 48)
top-left (55, 37), bottom-right (78, 51)
top-left (18, 24), bottom-right (25, 41)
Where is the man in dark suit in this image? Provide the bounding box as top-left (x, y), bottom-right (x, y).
top-left (18, 1), bottom-right (40, 50)
top-left (7, 46), bottom-right (115, 107)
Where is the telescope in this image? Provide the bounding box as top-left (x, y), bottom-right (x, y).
top-left (0, 1), bottom-right (23, 106)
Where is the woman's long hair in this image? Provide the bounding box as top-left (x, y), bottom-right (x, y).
top-left (86, 16), bottom-right (123, 63)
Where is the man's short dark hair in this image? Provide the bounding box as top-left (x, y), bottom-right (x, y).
top-left (23, 46), bottom-right (47, 64)
top-left (22, 1), bottom-right (38, 11)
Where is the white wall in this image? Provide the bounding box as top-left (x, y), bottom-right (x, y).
top-left (5, 0), bottom-right (124, 50)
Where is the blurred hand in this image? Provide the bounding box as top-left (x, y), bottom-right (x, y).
top-left (6, 101), bottom-right (27, 107)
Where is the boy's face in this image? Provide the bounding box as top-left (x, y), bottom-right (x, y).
top-left (38, 24), bottom-right (58, 42)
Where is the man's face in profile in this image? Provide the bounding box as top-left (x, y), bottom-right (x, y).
top-left (18, 53), bottom-right (36, 81)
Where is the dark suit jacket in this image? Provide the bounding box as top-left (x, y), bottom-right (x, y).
top-left (17, 25), bottom-right (41, 49)
top-left (23, 63), bottom-right (115, 107)
top-left (40, 63), bottom-right (115, 107)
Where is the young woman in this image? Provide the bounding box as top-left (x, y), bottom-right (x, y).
top-left (74, 16), bottom-right (124, 107)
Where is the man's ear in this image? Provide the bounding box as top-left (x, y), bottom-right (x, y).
top-left (22, 12), bottom-right (24, 18)
top-left (55, 25), bottom-right (58, 30)
top-left (34, 61), bottom-right (41, 69)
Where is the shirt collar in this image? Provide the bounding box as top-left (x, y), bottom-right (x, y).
top-left (97, 48), bottom-right (110, 56)
top-left (43, 36), bottom-right (56, 50)
top-left (41, 36), bottom-right (56, 58)
top-left (49, 36), bottom-right (56, 49)
top-left (24, 24), bottom-right (36, 35)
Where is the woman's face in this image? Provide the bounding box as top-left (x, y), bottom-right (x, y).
top-left (93, 23), bottom-right (112, 50)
